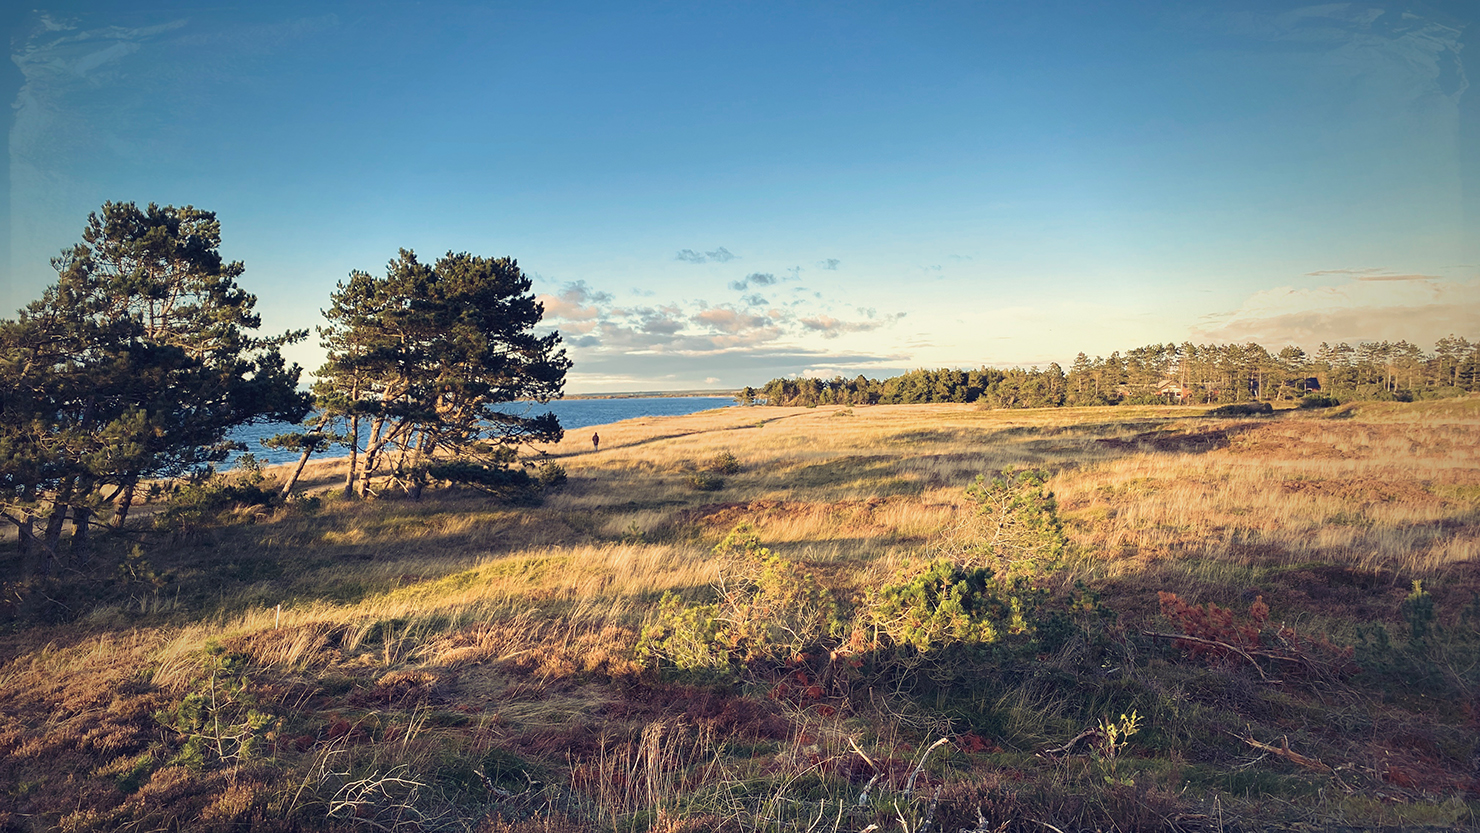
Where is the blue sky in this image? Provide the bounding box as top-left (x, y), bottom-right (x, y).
top-left (5, 1), bottom-right (1476, 392)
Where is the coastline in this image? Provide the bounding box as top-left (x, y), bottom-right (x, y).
top-left (229, 395), bottom-right (742, 469)
top-left (557, 389), bottom-right (738, 400)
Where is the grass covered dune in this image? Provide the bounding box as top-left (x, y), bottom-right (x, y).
top-left (3, 399), bottom-right (1480, 831)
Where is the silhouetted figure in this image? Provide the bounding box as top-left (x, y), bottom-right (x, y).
top-left (591, 431), bottom-right (600, 451)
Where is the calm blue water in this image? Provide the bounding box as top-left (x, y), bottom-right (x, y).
top-left (226, 396), bottom-right (736, 467)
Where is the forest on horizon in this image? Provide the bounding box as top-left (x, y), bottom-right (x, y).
top-left (744, 337), bottom-right (1480, 408)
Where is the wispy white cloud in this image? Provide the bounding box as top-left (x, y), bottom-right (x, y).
top-left (728, 272), bottom-right (777, 290)
top-left (798, 311), bottom-right (906, 339)
top-left (1304, 268), bottom-right (1440, 282)
top-left (676, 246), bottom-right (738, 264)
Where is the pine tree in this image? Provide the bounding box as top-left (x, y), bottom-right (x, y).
top-left (0, 202), bottom-right (309, 573)
top-left (314, 249), bottom-right (569, 499)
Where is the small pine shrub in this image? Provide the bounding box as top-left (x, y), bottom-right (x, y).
top-left (637, 524), bottom-right (843, 676)
top-left (1400, 580), bottom-right (1437, 645)
top-left (154, 647), bottom-right (278, 771)
top-left (1206, 401), bottom-right (1273, 417)
top-left (704, 450), bottom-right (741, 475)
top-left (951, 467), bottom-right (1067, 578)
top-left (636, 592), bottom-right (729, 676)
top-left (1354, 585), bottom-right (1479, 697)
top-left (1298, 394), bottom-right (1339, 409)
top-left (863, 560), bottom-right (1029, 652)
top-left (428, 460), bottom-right (535, 497)
top-left (154, 462), bottom-right (278, 531)
top-left (116, 545), bottom-right (169, 592)
top-left (686, 471), bottom-right (725, 491)
top-left (535, 461), bottom-right (568, 490)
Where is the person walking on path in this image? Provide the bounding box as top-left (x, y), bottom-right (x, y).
top-left (591, 431), bottom-right (600, 451)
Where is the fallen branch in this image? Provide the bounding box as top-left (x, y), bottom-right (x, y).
top-left (1232, 731), bottom-right (1331, 773)
top-left (1037, 727), bottom-right (1099, 757)
top-left (1142, 630), bottom-right (1276, 681)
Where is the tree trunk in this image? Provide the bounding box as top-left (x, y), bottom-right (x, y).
top-left (406, 432), bottom-right (437, 502)
top-left (18, 514), bottom-right (34, 560)
top-left (281, 445), bottom-right (314, 499)
top-left (72, 506), bottom-right (91, 565)
top-left (44, 478), bottom-right (75, 561)
top-left (393, 430), bottom-right (415, 494)
top-left (343, 415), bottom-right (360, 497)
top-left (15, 485), bottom-right (36, 563)
top-left (359, 417), bottom-right (387, 497)
top-left (112, 480), bottom-right (137, 529)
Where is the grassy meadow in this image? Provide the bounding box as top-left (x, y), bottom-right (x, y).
top-left (2, 398), bottom-right (1479, 831)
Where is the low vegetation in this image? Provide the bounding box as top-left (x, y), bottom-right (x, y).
top-left (3, 398), bottom-right (1479, 831)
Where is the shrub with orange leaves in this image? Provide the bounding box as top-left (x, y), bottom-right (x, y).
top-left (1157, 592), bottom-right (1266, 658)
top-left (1157, 592), bottom-right (1356, 679)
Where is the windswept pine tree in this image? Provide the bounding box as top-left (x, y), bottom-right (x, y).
top-left (0, 202), bottom-right (310, 574)
top-left (314, 249), bottom-right (570, 499)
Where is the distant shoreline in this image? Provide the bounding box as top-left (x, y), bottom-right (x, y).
top-left (558, 390), bottom-right (738, 400)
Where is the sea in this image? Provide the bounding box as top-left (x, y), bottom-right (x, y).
top-left (225, 396), bottom-right (737, 468)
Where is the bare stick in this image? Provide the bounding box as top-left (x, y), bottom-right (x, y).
top-left (904, 737), bottom-right (950, 797)
top-left (1038, 727), bottom-right (1098, 757)
top-left (1142, 631), bottom-right (1272, 681)
top-left (1232, 731), bottom-right (1332, 773)
top-left (847, 735), bottom-right (878, 771)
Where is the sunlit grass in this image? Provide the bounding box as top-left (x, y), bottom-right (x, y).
top-left (3, 396), bottom-right (1478, 831)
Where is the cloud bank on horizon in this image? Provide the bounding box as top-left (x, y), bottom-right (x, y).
top-left (4, 2), bottom-right (1476, 392)
top-left (534, 269), bottom-right (911, 390)
top-left (1192, 273), bottom-right (1480, 348)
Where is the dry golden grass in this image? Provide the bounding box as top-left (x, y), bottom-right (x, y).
top-left (165, 396), bottom-right (1476, 628)
top-left (3, 395), bottom-right (1478, 831)
top-left (98, 396), bottom-right (1471, 686)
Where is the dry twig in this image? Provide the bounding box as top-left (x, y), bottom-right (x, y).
top-left (1142, 630), bottom-right (1277, 681)
top-left (1231, 731), bottom-right (1331, 773)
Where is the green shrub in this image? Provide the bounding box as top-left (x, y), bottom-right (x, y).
top-left (535, 461), bottom-right (568, 490)
top-left (1298, 394), bottom-right (1339, 409)
top-left (1401, 580), bottom-right (1437, 645)
top-left (636, 592), bottom-right (729, 676)
top-left (428, 460), bottom-right (535, 500)
top-left (153, 460), bottom-right (277, 531)
top-left (864, 560), bottom-right (1027, 652)
top-left (637, 525), bottom-right (844, 675)
top-left (686, 471), bottom-right (725, 491)
top-left (480, 747), bottom-right (541, 793)
top-left (1354, 583), bottom-right (1480, 698)
top-left (1206, 401), bottom-right (1273, 417)
top-left (950, 467), bottom-right (1067, 578)
top-left (641, 468), bottom-right (1108, 692)
top-left (704, 450), bottom-right (741, 475)
top-left (154, 647), bottom-right (278, 771)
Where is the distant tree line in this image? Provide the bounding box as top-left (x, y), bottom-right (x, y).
top-left (742, 338), bottom-right (1480, 408)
